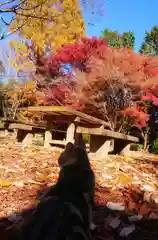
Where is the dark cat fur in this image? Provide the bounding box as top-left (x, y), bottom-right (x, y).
top-left (14, 141), bottom-right (95, 240)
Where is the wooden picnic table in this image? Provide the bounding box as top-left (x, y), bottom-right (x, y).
top-left (19, 106), bottom-right (110, 127)
top-left (18, 106), bottom-right (139, 157)
top-left (19, 106), bottom-right (111, 148)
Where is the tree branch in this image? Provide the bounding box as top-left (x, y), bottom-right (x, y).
top-left (0, 10), bottom-right (54, 22)
top-left (0, 0), bottom-right (57, 40)
top-left (0, 19), bottom-right (27, 40)
top-left (13, 11), bottom-right (54, 21)
top-left (0, 0), bottom-right (54, 20)
top-left (0, 0), bottom-right (16, 8)
top-left (1, 16), bottom-right (15, 31)
top-left (18, 0), bottom-right (48, 11)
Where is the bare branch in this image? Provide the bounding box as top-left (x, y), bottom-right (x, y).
top-left (18, 0), bottom-right (48, 11)
top-left (0, 6), bottom-right (54, 22)
top-left (0, 0), bottom-right (16, 8)
top-left (0, 19), bottom-right (27, 40)
top-left (1, 16), bottom-right (14, 26)
top-left (14, 11), bottom-right (54, 21)
top-left (0, 0), bottom-right (49, 14)
top-left (1, 17), bottom-right (10, 26)
top-left (0, 8), bottom-right (15, 13)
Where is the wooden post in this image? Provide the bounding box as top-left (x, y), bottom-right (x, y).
top-left (22, 133), bottom-right (33, 146)
top-left (14, 129), bottom-right (18, 138)
top-left (95, 140), bottom-right (112, 158)
top-left (4, 129), bottom-right (9, 136)
top-left (66, 123), bottom-right (75, 144)
top-left (90, 136), bottom-right (113, 159)
top-left (17, 129), bottom-right (33, 146)
top-left (120, 143), bottom-right (131, 156)
top-left (0, 130), bottom-right (5, 137)
top-left (113, 139), bottom-right (131, 155)
top-left (17, 130), bottom-right (28, 142)
top-left (44, 116), bottom-right (53, 148)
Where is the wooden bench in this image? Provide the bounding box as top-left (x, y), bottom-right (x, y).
top-left (2, 120), bottom-right (67, 146)
top-left (19, 106), bottom-right (111, 148)
top-left (0, 122), bottom-right (5, 136)
top-left (76, 127), bottom-right (139, 158)
top-left (0, 122), bottom-right (5, 129)
top-left (18, 106), bottom-right (139, 157)
top-left (0, 120), bottom-right (45, 145)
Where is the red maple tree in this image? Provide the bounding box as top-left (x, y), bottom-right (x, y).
top-left (36, 36), bottom-right (108, 83)
top-left (35, 37), bottom-right (158, 144)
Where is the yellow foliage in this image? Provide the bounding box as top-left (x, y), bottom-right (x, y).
top-left (10, 0), bottom-right (85, 52)
top-left (8, 39), bottom-right (35, 72)
top-left (123, 156), bottom-right (135, 162)
top-left (5, 79), bottom-right (44, 121)
top-left (6, 80), bottom-right (36, 110)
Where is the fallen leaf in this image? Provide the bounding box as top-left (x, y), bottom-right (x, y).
top-left (128, 215), bottom-right (143, 222)
top-left (139, 202), bottom-right (150, 217)
top-left (90, 222), bottom-right (96, 231)
top-left (104, 215), bottom-right (114, 229)
top-left (109, 217), bottom-right (121, 229)
top-left (148, 212), bottom-right (158, 219)
top-left (128, 201), bottom-right (139, 212)
top-left (32, 149), bottom-right (41, 153)
top-left (124, 156), bottom-right (135, 162)
top-left (119, 175), bottom-right (132, 184)
top-left (13, 181), bottom-right (24, 187)
top-left (8, 213), bottom-right (22, 223)
top-left (120, 225), bottom-right (135, 237)
top-left (154, 197), bottom-right (158, 204)
top-left (143, 191), bottom-right (152, 203)
top-left (0, 181), bottom-right (12, 187)
top-left (142, 185), bottom-right (155, 192)
top-left (27, 180), bottom-right (43, 185)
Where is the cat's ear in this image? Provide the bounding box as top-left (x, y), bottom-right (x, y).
top-left (58, 142), bottom-right (77, 167)
top-left (75, 133), bottom-right (86, 150)
top-left (64, 142), bottom-right (75, 153)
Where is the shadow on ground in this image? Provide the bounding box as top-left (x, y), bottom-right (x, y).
top-left (0, 184), bottom-right (158, 240)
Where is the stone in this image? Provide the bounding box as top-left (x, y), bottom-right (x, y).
top-left (106, 202), bottom-right (125, 211)
top-left (128, 215), bottom-right (143, 222)
top-left (120, 225), bottom-right (135, 237)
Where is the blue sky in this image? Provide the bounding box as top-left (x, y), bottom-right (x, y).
top-left (1, 0), bottom-right (158, 50)
top-left (0, 0), bottom-right (158, 78)
top-left (84, 0), bottom-right (158, 51)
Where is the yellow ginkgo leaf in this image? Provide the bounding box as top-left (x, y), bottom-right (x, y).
top-left (0, 181), bottom-right (12, 187)
top-left (124, 156), bottom-right (135, 162)
top-left (119, 175), bottom-right (132, 184)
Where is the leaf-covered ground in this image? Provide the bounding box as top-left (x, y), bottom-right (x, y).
top-left (0, 135), bottom-right (158, 239)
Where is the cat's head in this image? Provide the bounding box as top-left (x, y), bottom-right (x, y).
top-left (58, 134), bottom-right (86, 168)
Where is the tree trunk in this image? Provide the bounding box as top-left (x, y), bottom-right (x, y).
top-left (143, 132), bottom-right (148, 151)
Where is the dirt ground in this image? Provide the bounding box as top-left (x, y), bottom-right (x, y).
top-left (0, 135), bottom-right (158, 239)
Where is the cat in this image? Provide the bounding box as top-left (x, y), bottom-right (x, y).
top-left (18, 134), bottom-right (95, 240)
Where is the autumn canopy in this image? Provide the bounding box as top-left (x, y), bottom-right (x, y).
top-left (0, 0), bottom-right (158, 151)
top-left (34, 38), bottom-right (158, 132)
